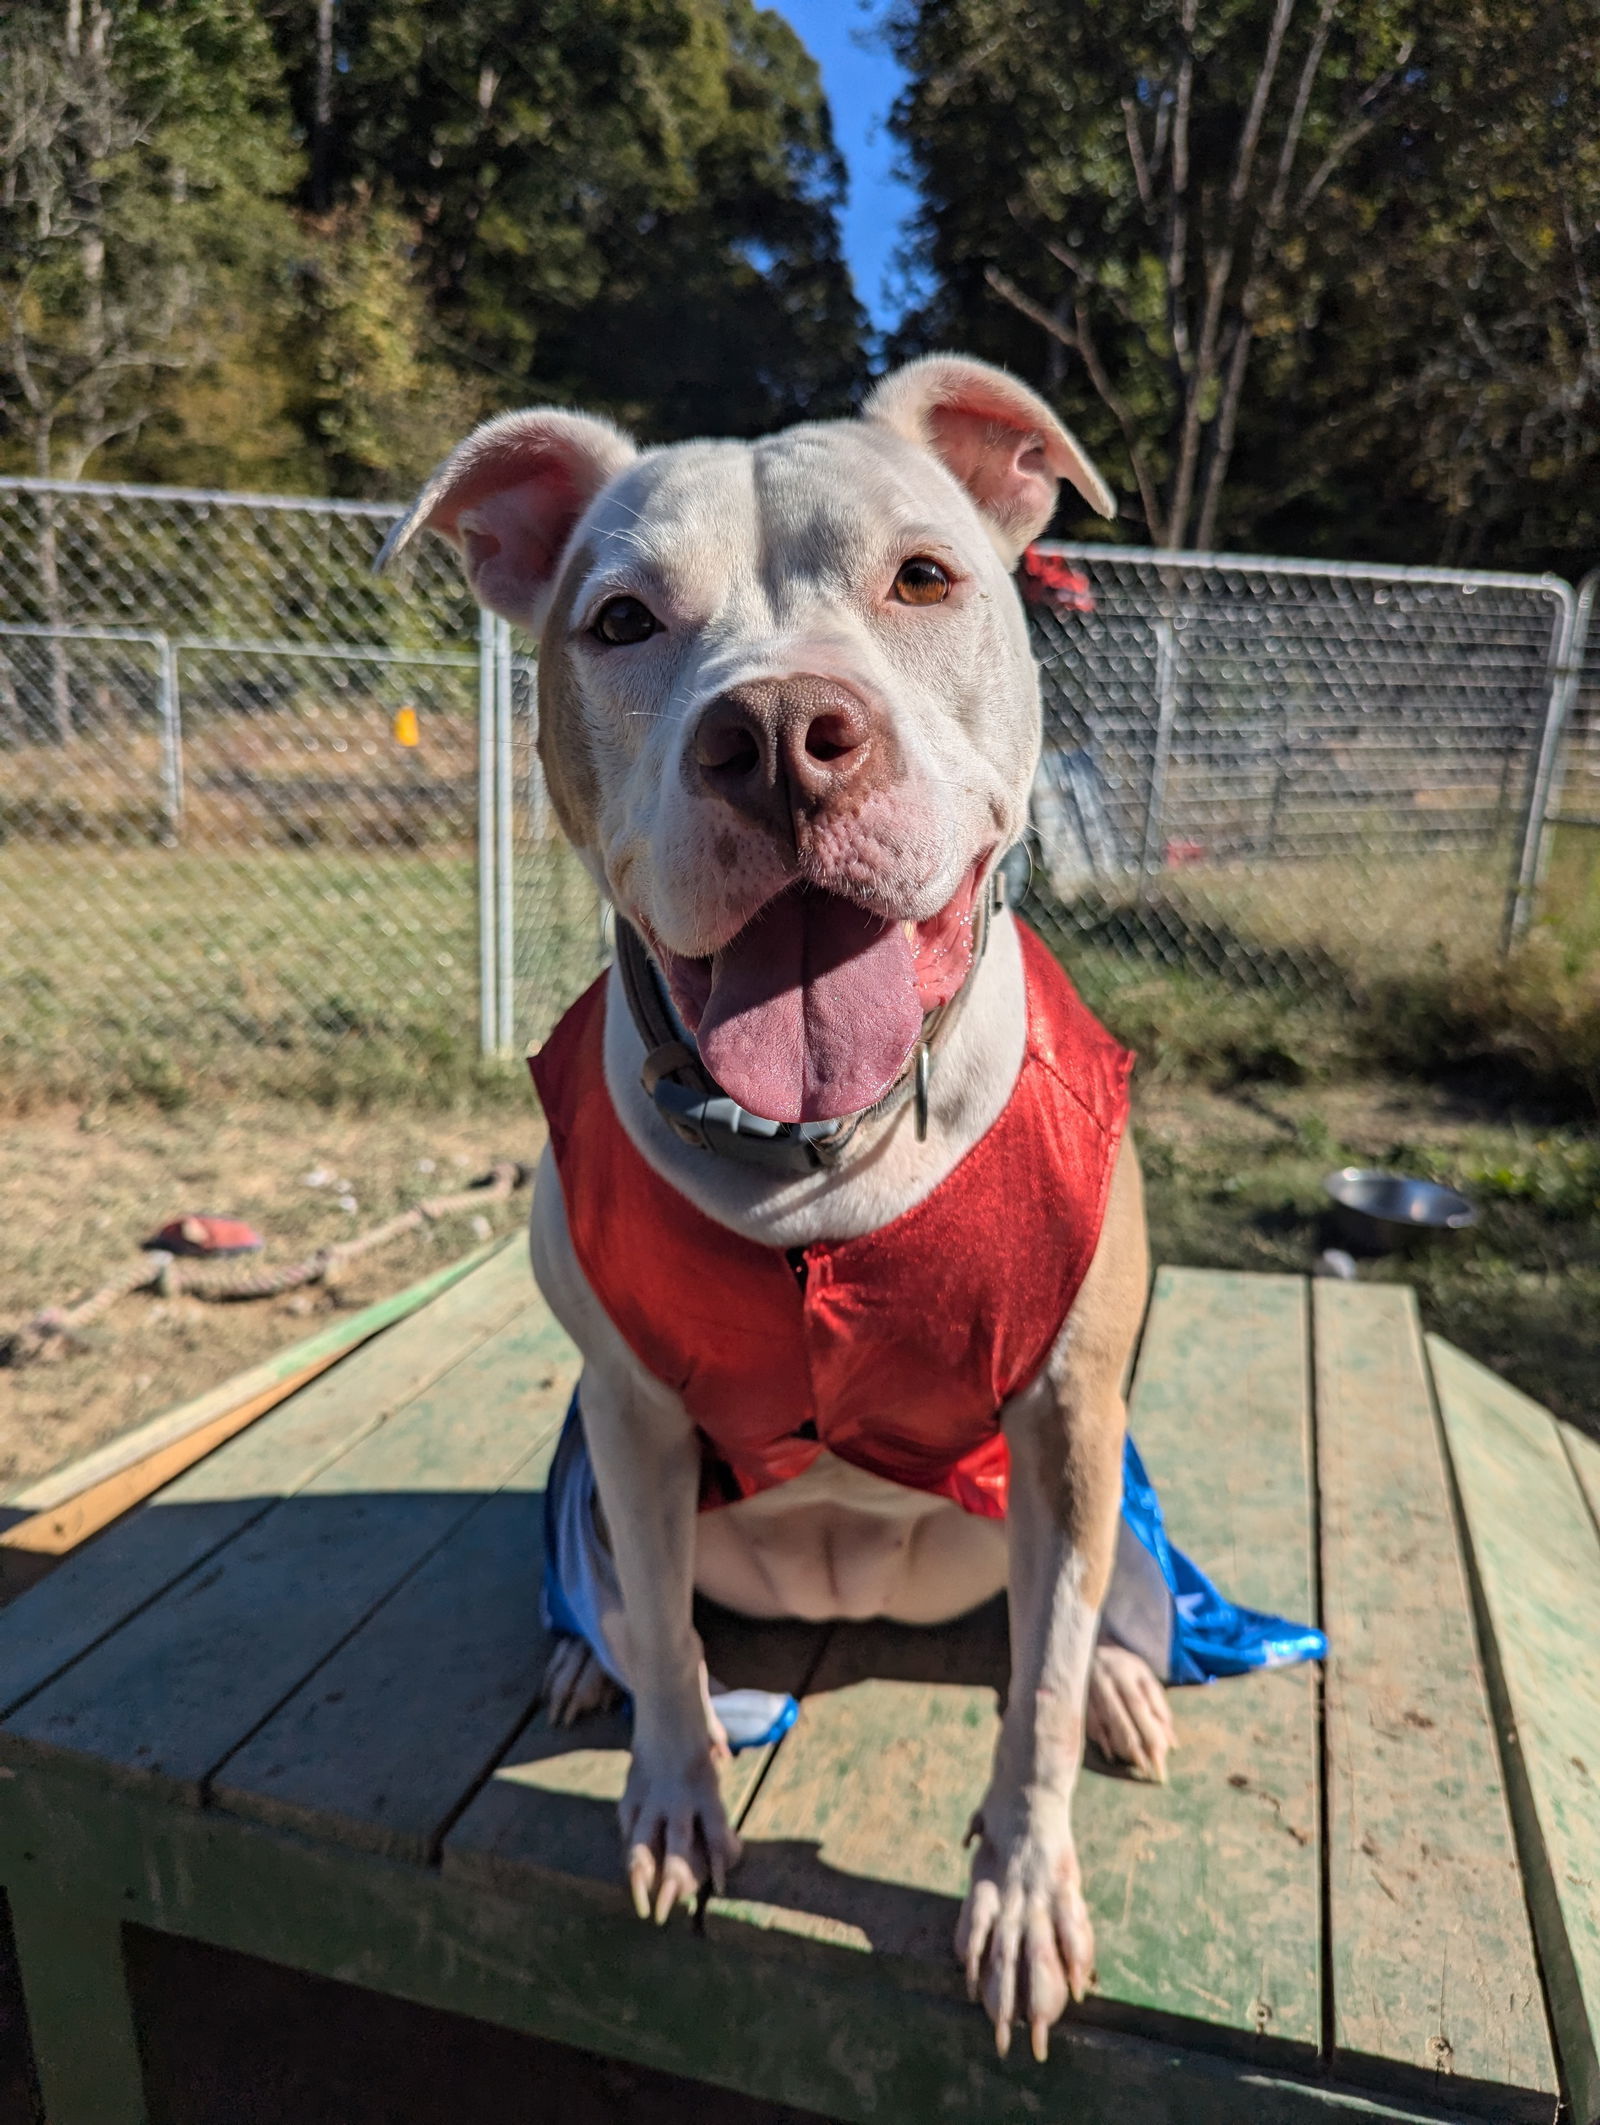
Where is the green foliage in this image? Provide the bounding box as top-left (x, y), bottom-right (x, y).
top-left (887, 0), bottom-right (1600, 571)
top-left (1358, 932), bottom-right (1600, 1115)
top-left (1, 0), bottom-right (865, 495)
top-left (0, 0), bottom-right (299, 480)
top-left (266, 197), bottom-right (491, 497)
top-left (1043, 913), bottom-right (1600, 1119)
top-left (260, 0), bottom-right (866, 443)
top-left (1399, 1133), bottom-right (1600, 1219)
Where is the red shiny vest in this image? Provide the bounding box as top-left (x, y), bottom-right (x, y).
top-left (530, 922), bottom-right (1132, 1521)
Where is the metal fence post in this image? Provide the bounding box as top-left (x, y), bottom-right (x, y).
top-left (157, 635), bottom-right (184, 845)
top-left (478, 605), bottom-right (498, 1058)
top-left (1503, 578), bottom-right (1586, 951)
top-left (1139, 569), bottom-right (1183, 881)
top-left (494, 615), bottom-right (515, 1055)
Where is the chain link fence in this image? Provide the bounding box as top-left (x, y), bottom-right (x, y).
top-left (0, 477), bottom-right (601, 1105)
top-left (1022, 544), bottom-right (1577, 1001)
top-left (1, 478), bottom-right (1594, 1107)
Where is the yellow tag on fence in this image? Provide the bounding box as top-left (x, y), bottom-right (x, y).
top-left (393, 705), bottom-right (420, 747)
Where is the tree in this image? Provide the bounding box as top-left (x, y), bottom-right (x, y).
top-left (0, 0), bottom-right (296, 734)
top-left (0, 0), bottom-right (296, 483)
top-left (259, 0), bottom-right (867, 439)
top-left (1256, 0), bottom-right (1600, 572)
top-left (887, 0), bottom-right (1413, 549)
top-left (887, 0), bottom-right (1600, 571)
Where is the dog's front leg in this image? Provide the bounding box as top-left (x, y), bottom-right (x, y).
top-left (958, 1139), bottom-right (1147, 2060)
top-left (531, 1161), bottom-right (739, 1924)
top-left (577, 1361), bottom-right (740, 1922)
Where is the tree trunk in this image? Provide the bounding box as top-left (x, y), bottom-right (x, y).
top-left (312, 0), bottom-right (335, 212)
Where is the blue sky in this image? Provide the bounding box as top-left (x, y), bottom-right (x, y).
top-left (770, 2), bottom-right (923, 334)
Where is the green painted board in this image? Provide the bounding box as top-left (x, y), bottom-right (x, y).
top-left (444, 1606), bottom-right (829, 1901)
top-left (7, 1235), bottom-right (512, 1513)
top-left (0, 1762), bottom-right (1485, 2125)
top-left (1073, 1267), bottom-right (1321, 2055)
top-left (1429, 1336), bottom-right (1600, 2125)
top-left (715, 1598), bottom-right (1009, 1965)
top-left (722, 1267), bottom-right (1322, 2061)
top-left (1564, 1420), bottom-right (1600, 1537)
top-left (0, 1302), bottom-right (564, 1801)
top-left (1315, 1285), bottom-right (1555, 2119)
top-left (0, 1237), bottom-right (538, 1717)
top-left (208, 1342), bottom-right (574, 1862)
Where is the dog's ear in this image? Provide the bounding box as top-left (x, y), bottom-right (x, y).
top-left (376, 408), bottom-right (637, 631)
top-left (863, 355), bottom-right (1113, 554)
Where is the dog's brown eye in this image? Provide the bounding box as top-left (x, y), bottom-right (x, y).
top-left (591, 595), bottom-right (660, 645)
top-left (892, 557), bottom-right (951, 606)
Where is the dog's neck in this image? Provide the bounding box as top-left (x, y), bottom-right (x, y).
top-left (600, 907), bottom-right (1030, 1250)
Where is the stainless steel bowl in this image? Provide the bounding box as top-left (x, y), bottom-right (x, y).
top-left (1322, 1168), bottom-right (1478, 1256)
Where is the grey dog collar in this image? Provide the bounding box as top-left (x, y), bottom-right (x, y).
top-left (615, 852), bottom-right (1025, 1176)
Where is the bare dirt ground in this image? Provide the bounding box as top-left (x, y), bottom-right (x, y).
top-left (0, 1101), bottom-right (543, 1492)
top-left (0, 1069), bottom-right (1592, 1497)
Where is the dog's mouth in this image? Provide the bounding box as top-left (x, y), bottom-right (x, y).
top-left (649, 856), bottom-right (991, 1126)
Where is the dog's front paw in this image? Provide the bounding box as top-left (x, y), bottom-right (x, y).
top-left (956, 1794), bottom-right (1093, 2062)
top-left (620, 1747), bottom-right (741, 1925)
top-left (1086, 1642), bottom-right (1175, 1782)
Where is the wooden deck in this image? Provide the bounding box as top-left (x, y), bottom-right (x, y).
top-left (0, 1242), bottom-right (1594, 2123)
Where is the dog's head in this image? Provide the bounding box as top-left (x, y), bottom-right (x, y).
top-left (384, 355), bottom-right (1111, 1126)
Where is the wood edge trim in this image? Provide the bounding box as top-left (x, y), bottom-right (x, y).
top-left (1424, 1333), bottom-right (1600, 2125)
top-left (5, 1236), bottom-right (514, 1515)
top-left (0, 1357), bottom-right (340, 1568)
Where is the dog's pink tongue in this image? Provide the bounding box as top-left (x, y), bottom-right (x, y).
top-left (698, 893), bottom-right (921, 1124)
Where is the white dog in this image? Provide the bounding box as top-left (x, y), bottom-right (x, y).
top-left (383, 357), bottom-right (1177, 2060)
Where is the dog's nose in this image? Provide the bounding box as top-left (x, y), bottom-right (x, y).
top-left (692, 677), bottom-right (875, 838)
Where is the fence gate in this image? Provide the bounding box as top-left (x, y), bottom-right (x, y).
top-left (0, 476), bottom-right (601, 1104)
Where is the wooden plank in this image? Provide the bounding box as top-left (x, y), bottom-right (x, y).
top-left (1314, 1283), bottom-right (1556, 2120)
top-left (720, 1267), bottom-right (1323, 2062)
top-left (0, 1763), bottom-right (1483, 2125)
top-left (713, 1598), bottom-right (1011, 1960)
top-left (444, 1607), bottom-right (828, 1900)
top-left (1564, 1419), bottom-right (1600, 1537)
top-left (6, 1877), bottom-right (148, 2125)
top-left (0, 1355), bottom-right (341, 1600)
top-left (0, 1299), bottom-right (569, 1799)
top-left (6, 1235), bottom-right (510, 1513)
top-left (209, 1383), bottom-right (575, 1861)
top-left (0, 1237), bottom-right (535, 1716)
top-left (1076, 1269), bottom-right (1321, 2055)
top-left (1429, 1336), bottom-right (1600, 2125)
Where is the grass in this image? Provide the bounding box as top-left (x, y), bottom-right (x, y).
top-left (1133, 1078), bottom-right (1599, 1439)
top-left (1030, 842), bottom-right (1600, 1116)
top-left (0, 838), bottom-right (601, 1112)
top-left (1025, 847), bottom-right (1599, 1436)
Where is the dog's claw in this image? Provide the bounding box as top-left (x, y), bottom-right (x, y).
top-left (628, 1856), bottom-right (652, 1921)
top-left (958, 1810), bottom-right (1093, 2064)
top-left (619, 1750), bottom-right (739, 1932)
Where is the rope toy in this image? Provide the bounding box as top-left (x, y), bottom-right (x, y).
top-left (0, 1161), bottom-right (532, 1370)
